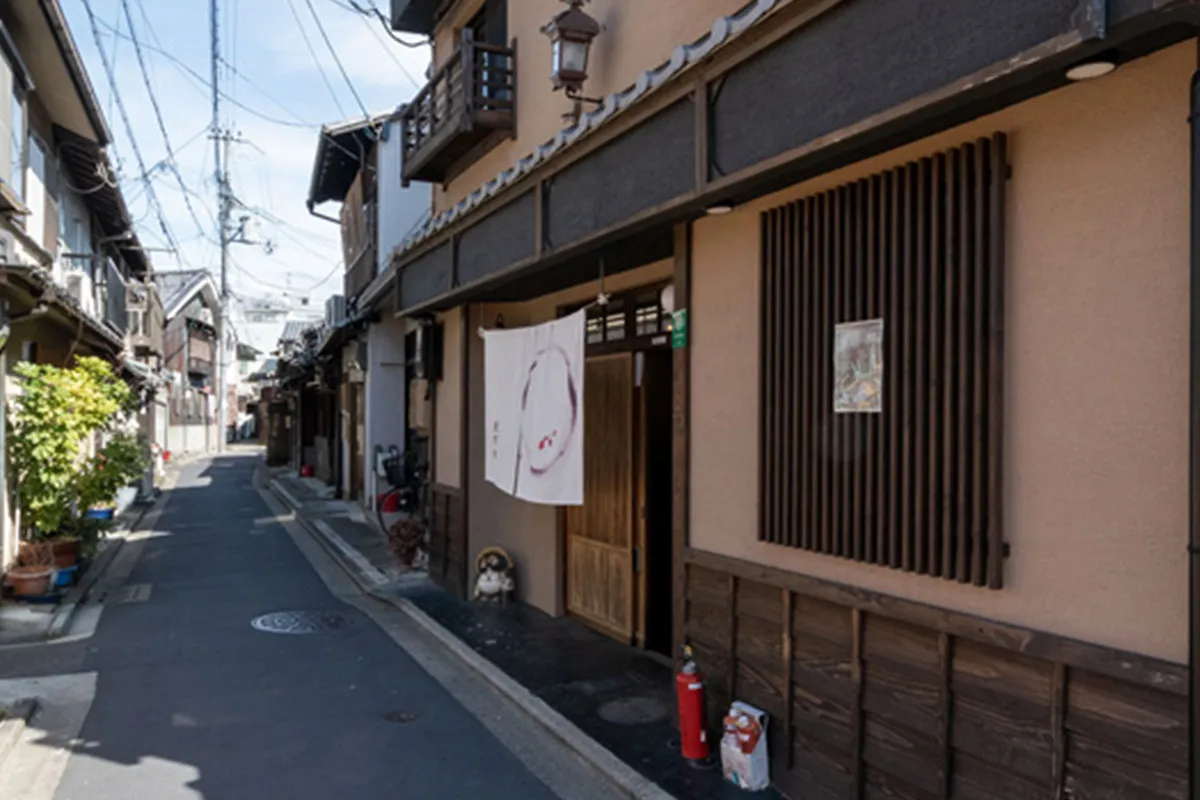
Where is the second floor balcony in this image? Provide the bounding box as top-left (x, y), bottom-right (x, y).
top-left (400, 30), bottom-right (516, 185)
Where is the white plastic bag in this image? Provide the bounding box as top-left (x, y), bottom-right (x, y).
top-left (720, 701), bottom-right (770, 791)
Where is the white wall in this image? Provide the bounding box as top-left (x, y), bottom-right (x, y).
top-left (377, 119), bottom-right (431, 273)
top-left (364, 315), bottom-right (408, 506)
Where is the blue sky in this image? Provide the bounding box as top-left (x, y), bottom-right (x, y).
top-left (61, 0), bottom-right (430, 308)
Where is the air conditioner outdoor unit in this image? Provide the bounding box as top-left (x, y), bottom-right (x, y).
top-left (0, 229), bottom-right (15, 265)
top-left (325, 294), bottom-right (347, 327)
top-left (64, 270), bottom-right (95, 316)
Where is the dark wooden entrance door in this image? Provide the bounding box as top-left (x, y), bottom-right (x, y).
top-left (564, 353), bottom-right (636, 642)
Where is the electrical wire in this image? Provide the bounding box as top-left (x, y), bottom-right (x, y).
top-left (301, 0), bottom-right (372, 118)
top-left (285, 0), bottom-right (347, 118)
top-left (120, 0), bottom-right (212, 246)
top-left (95, 16), bottom-right (321, 130)
top-left (80, 0), bottom-right (182, 264)
top-left (230, 254), bottom-right (341, 293)
top-left (322, 0), bottom-right (422, 89)
top-left (326, 0), bottom-right (431, 48)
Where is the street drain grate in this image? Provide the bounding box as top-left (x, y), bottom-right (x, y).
top-left (596, 696), bottom-right (670, 726)
top-left (250, 611), bottom-right (353, 635)
top-left (383, 710), bottom-right (420, 724)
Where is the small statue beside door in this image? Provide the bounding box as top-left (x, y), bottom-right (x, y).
top-left (473, 546), bottom-right (515, 605)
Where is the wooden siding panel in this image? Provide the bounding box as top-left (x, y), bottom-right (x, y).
top-left (683, 549), bottom-right (1181, 800)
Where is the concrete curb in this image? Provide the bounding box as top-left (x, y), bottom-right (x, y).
top-left (47, 466), bottom-right (178, 641)
top-left (376, 589), bottom-right (676, 800)
top-left (0, 698), bottom-right (37, 771)
top-left (264, 475), bottom-right (674, 800)
top-left (45, 536), bottom-right (125, 641)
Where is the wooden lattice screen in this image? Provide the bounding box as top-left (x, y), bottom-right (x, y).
top-left (760, 134), bottom-right (1007, 587)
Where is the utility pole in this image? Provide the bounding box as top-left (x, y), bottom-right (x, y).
top-left (211, 0), bottom-right (230, 453)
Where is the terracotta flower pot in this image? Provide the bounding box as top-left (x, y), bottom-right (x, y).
top-left (51, 538), bottom-right (81, 569)
top-left (17, 541), bottom-right (54, 567)
top-left (7, 565), bottom-right (54, 597)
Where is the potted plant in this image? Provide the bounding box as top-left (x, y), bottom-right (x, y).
top-left (7, 358), bottom-right (139, 590)
top-left (6, 565), bottom-right (54, 597)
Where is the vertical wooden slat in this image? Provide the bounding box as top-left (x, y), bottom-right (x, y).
top-left (782, 588), bottom-right (795, 769)
top-left (819, 191), bottom-right (832, 555)
top-left (728, 575), bottom-right (740, 698)
top-left (851, 608), bottom-right (865, 799)
top-left (866, 175), bottom-right (880, 565)
top-left (850, 179), bottom-right (864, 562)
top-left (898, 164), bottom-right (913, 572)
top-left (914, 157), bottom-right (930, 576)
top-left (956, 143), bottom-right (975, 584)
top-left (760, 211), bottom-right (770, 541)
top-left (777, 206), bottom-right (788, 547)
top-left (787, 202), bottom-right (799, 548)
top-left (801, 198), bottom-right (814, 551)
top-left (772, 208), bottom-right (782, 544)
top-left (928, 152), bottom-right (944, 577)
top-left (943, 147), bottom-right (960, 581)
top-left (987, 133), bottom-right (1007, 589)
top-left (763, 209), bottom-right (772, 542)
top-left (1051, 662), bottom-right (1067, 799)
top-left (971, 140), bottom-right (989, 586)
top-left (887, 168), bottom-right (900, 569)
top-left (938, 632), bottom-right (953, 798)
top-left (832, 187), bottom-right (845, 557)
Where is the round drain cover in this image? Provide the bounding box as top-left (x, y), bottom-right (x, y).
top-left (383, 710), bottom-right (420, 724)
top-left (250, 611), bottom-right (352, 634)
top-left (597, 696), bottom-right (670, 726)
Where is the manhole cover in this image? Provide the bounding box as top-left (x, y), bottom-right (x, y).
top-left (597, 696), bottom-right (670, 726)
top-left (383, 710), bottom-right (420, 724)
top-left (250, 611), bottom-right (352, 634)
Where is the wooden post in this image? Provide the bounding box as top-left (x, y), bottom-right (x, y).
top-left (672, 221), bottom-right (692, 664)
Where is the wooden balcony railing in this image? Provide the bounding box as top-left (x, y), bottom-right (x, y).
top-left (400, 29), bottom-right (516, 185)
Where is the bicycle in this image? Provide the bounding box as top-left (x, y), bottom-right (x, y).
top-left (375, 446), bottom-right (430, 568)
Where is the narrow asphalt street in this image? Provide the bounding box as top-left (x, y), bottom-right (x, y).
top-left (0, 451), bottom-right (611, 799)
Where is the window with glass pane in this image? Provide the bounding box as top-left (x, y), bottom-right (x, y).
top-left (634, 301), bottom-right (660, 336)
top-left (9, 88), bottom-right (22, 198)
top-left (604, 301), bottom-right (626, 341)
top-left (585, 314), bottom-right (603, 344)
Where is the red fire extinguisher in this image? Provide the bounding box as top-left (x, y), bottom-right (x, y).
top-left (676, 644), bottom-right (710, 765)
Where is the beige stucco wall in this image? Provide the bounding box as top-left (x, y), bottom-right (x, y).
top-left (690, 42), bottom-right (1193, 663)
top-left (431, 0), bottom-right (747, 212)
top-left (462, 258), bottom-right (674, 614)
top-left (435, 306), bottom-right (464, 488)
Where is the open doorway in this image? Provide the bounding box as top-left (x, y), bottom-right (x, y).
top-left (562, 284), bottom-right (675, 656)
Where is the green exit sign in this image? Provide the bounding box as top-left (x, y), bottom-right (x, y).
top-left (671, 309), bottom-right (688, 349)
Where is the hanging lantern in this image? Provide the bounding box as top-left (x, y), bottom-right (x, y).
top-left (542, 0), bottom-right (602, 97)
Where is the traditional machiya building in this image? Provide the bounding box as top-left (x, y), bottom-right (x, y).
top-left (384, 0), bottom-right (1200, 794)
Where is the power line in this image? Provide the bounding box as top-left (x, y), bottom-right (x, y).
top-left (230, 255), bottom-right (341, 294)
top-left (80, 0), bottom-right (182, 263)
top-left (322, 0), bottom-right (422, 89)
top-left (120, 0), bottom-right (211, 245)
top-left (94, 16), bottom-right (321, 130)
top-left (285, 0), bottom-right (346, 118)
top-left (301, 0), bottom-right (371, 118)
top-left (326, 0), bottom-right (431, 48)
